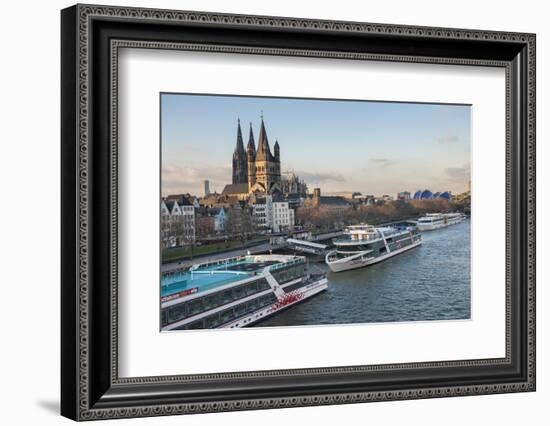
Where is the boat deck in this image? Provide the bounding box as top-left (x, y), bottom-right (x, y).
top-left (161, 258), bottom-right (281, 297)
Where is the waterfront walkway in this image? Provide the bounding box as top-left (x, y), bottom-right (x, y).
top-left (161, 242), bottom-right (284, 273)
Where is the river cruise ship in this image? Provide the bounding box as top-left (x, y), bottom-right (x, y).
top-left (325, 224), bottom-right (422, 273)
top-left (416, 212), bottom-right (464, 231)
top-left (161, 254), bottom-right (328, 331)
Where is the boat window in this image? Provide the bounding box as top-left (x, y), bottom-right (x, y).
top-left (205, 313), bottom-right (221, 328)
top-left (220, 308), bottom-right (235, 323)
top-left (233, 286), bottom-right (245, 300)
top-left (235, 302), bottom-right (248, 316)
top-left (259, 279), bottom-right (270, 291)
top-left (168, 303), bottom-right (187, 322)
top-left (187, 319), bottom-right (205, 330)
top-left (187, 299), bottom-right (203, 316)
top-left (245, 282), bottom-right (257, 296)
top-left (221, 289), bottom-right (233, 304)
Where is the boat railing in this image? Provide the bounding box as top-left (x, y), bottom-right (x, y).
top-left (268, 257), bottom-right (304, 272)
top-left (190, 270), bottom-right (250, 276)
top-left (189, 255), bottom-right (246, 271)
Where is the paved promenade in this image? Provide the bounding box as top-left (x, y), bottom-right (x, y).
top-left (161, 242), bottom-right (282, 273)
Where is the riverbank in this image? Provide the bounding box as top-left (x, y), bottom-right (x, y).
top-left (296, 198), bottom-right (466, 233)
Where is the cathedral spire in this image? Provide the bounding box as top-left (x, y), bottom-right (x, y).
top-left (232, 119), bottom-right (247, 184)
top-left (274, 139), bottom-right (280, 162)
top-left (247, 122), bottom-right (256, 156)
top-left (256, 116), bottom-right (273, 161)
top-left (234, 118), bottom-right (245, 154)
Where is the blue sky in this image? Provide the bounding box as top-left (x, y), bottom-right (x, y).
top-left (161, 93), bottom-right (471, 197)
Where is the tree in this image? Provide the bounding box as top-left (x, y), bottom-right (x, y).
top-left (226, 204), bottom-right (257, 243)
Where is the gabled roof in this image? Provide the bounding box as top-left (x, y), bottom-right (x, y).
top-left (164, 200), bottom-right (175, 211)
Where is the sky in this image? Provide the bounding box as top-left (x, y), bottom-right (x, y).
top-left (161, 93), bottom-right (471, 197)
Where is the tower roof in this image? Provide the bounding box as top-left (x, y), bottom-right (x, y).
top-left (255, 117), bottom-right (274, 162)
top-left (247, 122), bottom-right (256, 155)
top-left (233, 119), bottom-right (245, 155)
top-left (273, 140), bottom-right (280, 161)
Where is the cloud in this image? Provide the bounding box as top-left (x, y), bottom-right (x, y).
top-left (297, 171), bottom-right (346, 184)
top-left (369, 158), bottom-right (393, 168)
top-left (161, 163), bottom-right (231, 195)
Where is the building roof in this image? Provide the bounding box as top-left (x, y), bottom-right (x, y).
top-left (318, 196), bottom-right (351, 206)
top-left (165, 193), bottom-right (194, 206)
top-left (178, 197), bottom-right (192, 206)
top-left (286, 193), bottom-right (302, 200)
top-left (165, 194), bottom-right (182, 200)
top-left (195, 206), bottom-right (226, 216)
top-left (222, 183), bottom-right (249, 195)
top-left (322, 191), bottom-right (361, 199)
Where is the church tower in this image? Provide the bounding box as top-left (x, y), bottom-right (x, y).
top-left (232, 119), bottom-right (248, 184)
top-left (254, 116), bottom-right (280, 192)
top-left (247, 122), bottom-right (256, 191)
top-left (274, 139), bottom-right (281, 182)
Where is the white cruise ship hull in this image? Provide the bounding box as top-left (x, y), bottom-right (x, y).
top-left (224, 277), bottom-right (328, 328)
top-left (416, 215), bottom-right (464, 231)
top-left (326, 240), bottom-right (422, 273)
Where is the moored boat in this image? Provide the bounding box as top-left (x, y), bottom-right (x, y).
top-left (325, 223), bottom-right (422, 273)
top-left (161, 254), bottom-right (328, 331)
top-left (416, 212), bottom-right (464, 231)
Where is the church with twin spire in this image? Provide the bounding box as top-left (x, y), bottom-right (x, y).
top-left (229, 116), bottom-right (282, 195)
top-left (222, 115), bottom-right (307, 201)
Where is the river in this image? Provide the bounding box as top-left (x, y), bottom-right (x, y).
top-left (256, 219), bottom-right (471, 327)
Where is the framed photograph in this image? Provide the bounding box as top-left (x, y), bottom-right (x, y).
top-left (61, 4), bottom-right (536, 421)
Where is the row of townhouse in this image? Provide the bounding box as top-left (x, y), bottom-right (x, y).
top-left (195, 207), bottom-right (228, 238)
top-left (161, 194), bottom-right (296, 249)
top-left (160, 198), bottom-right (196, 249)
top-left (161, 197), bottom-right (230, 248)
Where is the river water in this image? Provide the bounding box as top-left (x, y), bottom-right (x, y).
top-left (257, 219), bottom-right (471, 327)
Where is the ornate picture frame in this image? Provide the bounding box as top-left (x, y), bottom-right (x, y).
top-left (61, 4), bottom-right (535, 421)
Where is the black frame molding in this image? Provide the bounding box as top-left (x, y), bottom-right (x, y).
top-left (61, 4), bottom-right (536, 421)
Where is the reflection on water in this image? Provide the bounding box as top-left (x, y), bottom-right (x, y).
top-left (257, 219), bottom-right (471, 327)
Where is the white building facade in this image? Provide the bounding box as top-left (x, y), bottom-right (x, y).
top-left (272, 201), bottom-right (295, 232)
top-left (251, 195), bottom-right (295, 233)
top-left (252, 196), bottom-right (273, 230)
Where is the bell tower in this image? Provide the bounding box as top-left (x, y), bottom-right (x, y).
top-left (232, 119), bottom-right (248, 184)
